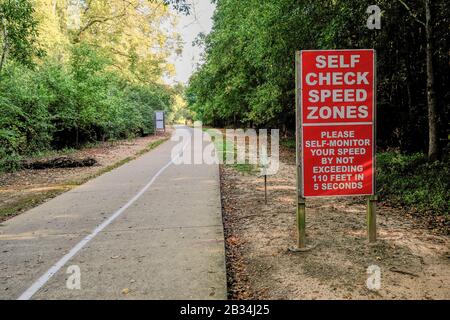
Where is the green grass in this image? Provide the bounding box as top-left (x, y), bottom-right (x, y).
top-left (0, 189), bottom-right (68, 221)
top-left (136, 139), bottom-right (168, 157)
top-left (203, 128), bottom-right (233, 163)
top-left (231, 163), bottom-right (258, 174)
top-left (280, 137), bottom-right (296, 150)
top-left (203, 128), bottom-right (258, 174)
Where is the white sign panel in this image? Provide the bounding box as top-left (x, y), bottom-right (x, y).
top-left (155, 111), bottom-right (164, 121)
top-left (156, 121), bottom-right (164, 129)
top-left (155, 111), bottom-right (165, 130)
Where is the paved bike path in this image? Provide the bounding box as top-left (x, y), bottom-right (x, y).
top-left (0, 127), bottom-right (226, 299)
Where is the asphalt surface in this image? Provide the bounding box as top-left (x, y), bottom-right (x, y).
top-left (0, 126), bottom-right (227, 300)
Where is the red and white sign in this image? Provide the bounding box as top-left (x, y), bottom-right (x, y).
top-left (299, 49), bottom-right (376, 197)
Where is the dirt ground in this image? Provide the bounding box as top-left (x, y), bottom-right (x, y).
top-left (0, 130), bottom-right (171, 222)
top-left (221, 147), bottom-right (450, 300)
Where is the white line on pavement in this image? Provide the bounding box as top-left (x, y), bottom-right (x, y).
top-left (18, 141), bottom-right (189, 300)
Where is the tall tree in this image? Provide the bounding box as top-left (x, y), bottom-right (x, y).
top-left (398, 0), bottom-right (440, 160)
top-left (30, 0), bottom-right (184, 83)
top-left (33, 0), bottom-right (70, 62)
top-left (188, 0), bottom-right (449, 156)
top-left (424, 0), bottom-right (439, 160)
top-left (65, 0), bottom-right (180, 83)
top-left (0, 0), bottom-right (43, 73)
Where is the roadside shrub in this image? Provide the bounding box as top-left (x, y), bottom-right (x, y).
top-left (0, 64), bottom-right (53, 155)
top-left (124, 83), bottom-right (171, 136)
top-left (0, 147), bottom-right (22, 171)
top-left (377, 152), bottom-right (450, 215)
top-left (0, 44), bottom-right (173, 172)
top-left (35, 60), bottom-right (77, 148)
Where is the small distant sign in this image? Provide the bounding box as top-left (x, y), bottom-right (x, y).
top-left (155, 111), bottom-right (165, 132)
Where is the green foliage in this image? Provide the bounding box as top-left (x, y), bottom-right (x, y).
top-left (0, 63), bottom-right (53, 153)
top-left (377, 152), bottom-right (450, 215)
top-left (280, 137), bottom-right (296, 150)
top-left (188, 0), bottom-right (450, 154)
top-left (0, 0), bottom-right (44, 72)
top-left (0, 43), bottom-right (173, 172)
top-left (124, 83), bottom-right (172, 135)
top-left (0, 0), bottom-right (181, 172)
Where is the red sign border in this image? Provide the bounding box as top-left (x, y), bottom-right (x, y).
top-left (298, 49), bottom-right (377, 198)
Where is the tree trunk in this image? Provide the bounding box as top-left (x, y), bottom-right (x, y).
top-left (52, 0), bottom-right (57, 15)
top-left (75, 126), bottom-right (79, 147)
top-left (0, 16), bottom-right (9, 74)
top-left (425, 0), bottom-right (439, 161)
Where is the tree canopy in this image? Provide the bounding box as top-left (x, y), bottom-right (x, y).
top-left (0, 0), bottom-right (184, 170)
top-left (0, 0), bottom-right (44, 72)
top-left (187, 0), bottom-right (450, 157)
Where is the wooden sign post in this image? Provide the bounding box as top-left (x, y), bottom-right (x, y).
top-left (260, 147), bottom-right (269, 205)
top-left (295, 52), bottom-right (307, 249)
top-left (295, 49), bottom-right (377, 249)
